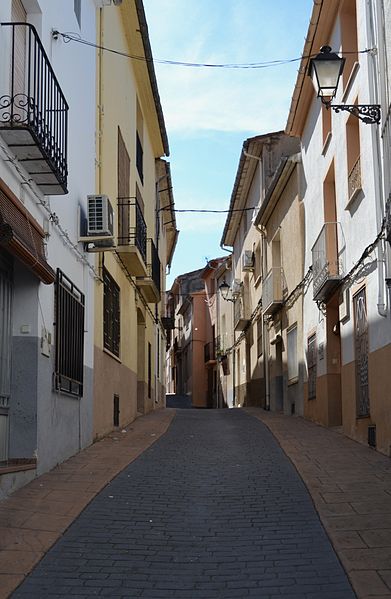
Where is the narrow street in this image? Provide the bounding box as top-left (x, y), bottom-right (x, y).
top-left (10, 410), bottom-right (355, 599)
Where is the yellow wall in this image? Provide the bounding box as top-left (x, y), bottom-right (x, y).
top-left (93, 3), bottom-right (166, 438)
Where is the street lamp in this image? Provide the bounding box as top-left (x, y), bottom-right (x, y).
top-left (219, 280), bottom-right (235, 302)
top-left (308, 46), bottom-right (381, 125)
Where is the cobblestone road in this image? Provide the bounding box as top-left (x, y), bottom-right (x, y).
top-left (12, 410), bottom-right (356, 598)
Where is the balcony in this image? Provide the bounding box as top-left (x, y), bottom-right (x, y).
top-left (116, 200), bottom-right (147, 276)
top-left (204, 341), bottom-right (216, 365)
top-left (234, 294), bottom-right (250, 331)
top-left (0, 23), bottom-right (68, 195)
top-left (262, 267), bottom-right (283, 315)
top-left (136, 238), bottom-right (161, 303)
top-left (312, 222), bottom-right (345, 302)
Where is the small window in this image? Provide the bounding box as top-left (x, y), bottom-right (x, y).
top-left (55, 269), bottom-right (85, 396)
top-left (136, 131), bottom-right (144, 184)
top-left (287, 325), bottom-right (298, 382)
top-left (74, 0), bottom-right (81, 28)
top-left (103, 268), bottom-right (120, 357)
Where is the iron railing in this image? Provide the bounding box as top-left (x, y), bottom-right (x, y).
top-left (312, 222), bottom-right (345, 299)
top-left (262, 267), bottom-right (283, 314)
top-left (117, 200), bottom-right (147, 262)
top-left (0, 23), bottom-right (68, 189)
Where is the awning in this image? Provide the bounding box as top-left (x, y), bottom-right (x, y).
top-left (0, 178), bottom-right (55, 284)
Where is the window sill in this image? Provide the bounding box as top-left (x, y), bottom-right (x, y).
top-left (103, 347), bottom-right (122, 363)
top-left (345, 186), bottom-right (363, 210)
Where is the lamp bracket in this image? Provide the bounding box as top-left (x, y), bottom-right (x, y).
top-left (322, 99), bottom-right (381, 124)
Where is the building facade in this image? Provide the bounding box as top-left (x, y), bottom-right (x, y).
top-left (92, 0), bottom-right (175, 439)
top-left (0, 0), bottom-right (97, 496)
top-left (286, 0), bottom-right (391, 454)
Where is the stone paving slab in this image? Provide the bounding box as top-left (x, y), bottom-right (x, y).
top-left (246, 408), bottom-right (391, 599)
top-left (0, 409), bottom-right (175, 599)
top-left (10, 410), bottom-right (355, 599)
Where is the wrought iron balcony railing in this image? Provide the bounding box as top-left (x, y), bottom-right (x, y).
top-left (234, 293), bottom-right (250, 331)
top-left (0, 23), bottom-right (68, 195)
top-left (117, 199), bottom-right (147, 256)
top-left (262, 267), bottom-right (283, 315)
top-left (136, 238), bottom-right (161, 303)
top-left (312, 222), bottom-right (346, 302)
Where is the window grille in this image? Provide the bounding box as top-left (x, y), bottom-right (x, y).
top-left (307, 334), bottom-right (317, 400)
top-left (55, 269), bottom-right (85, 396)
top-left (287, 325), bottom-right (298, 382)
top-left (103, 268), bottom-right (120, 357)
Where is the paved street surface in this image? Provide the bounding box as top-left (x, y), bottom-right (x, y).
top-left (11, 410), bottom-right (355, 599)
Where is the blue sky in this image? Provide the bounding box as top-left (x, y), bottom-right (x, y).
top-left (142, 0), bottom-right (314, 287)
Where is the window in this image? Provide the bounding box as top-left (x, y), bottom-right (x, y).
top-left (322, 104), bottom-right (331, 151)
top-left (136, 132), bottom-right (143, 183)
top-left (136, 99), bottom-right (144, 184)
top-left (74, 0), bottom-right (81, 28)
top-left (254, 241), bottom-right (262, 282)
top-left (55, 269), bottom-right (85, 396)
top-left (103, 268), bottom-right (120, 357)
top-left (354, 287), bottom-right (369, 417)
top-left (340, 0), bottom-right (358, 91)
top-left (346, 111), bottom-right (361, 203)
top-left (287, 325), bottom-right (298, 382)
top-left (307, 334), bottom-right (317, 400)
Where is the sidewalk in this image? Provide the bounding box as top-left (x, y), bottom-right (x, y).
top-left (0, 408), bottom-right (175, 599)
top-left (247, 408), bottom-right (391, 599)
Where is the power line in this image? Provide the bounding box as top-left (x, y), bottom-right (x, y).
top-left (54, 31), bottom-right (371, 71)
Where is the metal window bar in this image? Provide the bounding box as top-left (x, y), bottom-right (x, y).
top-left (0, 23), bottom-right (68, 189)
top-left (55, 269), bottom-right (85, 397)
top-left (311, 222), bottom-right (346, 298)
top-left (117, 200), bottom-right (147, 263)
top-left (103, 268), bottom-right (120, 357)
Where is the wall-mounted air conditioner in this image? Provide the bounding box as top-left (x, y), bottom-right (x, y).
top-left (79, 195), bottom-right (115, 250)
top-left (242, 250), bottom-right (254, 271)
top-left (87, 194), bottom-right (114, 237)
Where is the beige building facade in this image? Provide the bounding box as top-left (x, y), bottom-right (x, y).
top-left (93, 0), bottom-right (176, 439)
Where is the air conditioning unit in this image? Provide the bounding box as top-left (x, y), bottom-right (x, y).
top-left (242, 250), bottom-right (254, 271)
top-left (87, 195), bottom-right (114, 237)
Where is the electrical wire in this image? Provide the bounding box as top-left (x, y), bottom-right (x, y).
top-left (54, 31), bottom-right (372, 71)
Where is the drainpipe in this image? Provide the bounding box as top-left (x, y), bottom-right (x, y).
top-left (366, 0), bottom-right (387, 317)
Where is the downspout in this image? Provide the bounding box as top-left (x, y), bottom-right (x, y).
top-left (367, 0), bottom-right (387, 317)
